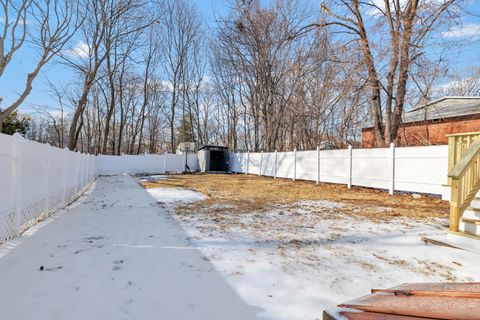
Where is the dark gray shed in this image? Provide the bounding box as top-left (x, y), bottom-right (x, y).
top-left (197, 145), bottom-right (229, 172)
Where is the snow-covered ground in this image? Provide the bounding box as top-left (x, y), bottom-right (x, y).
top-left (147, 185), bottom-right (480, 320)
top-left (0, 176), bottom-right (260, 320)
top-left (146, 187), bottom-right (207, 203)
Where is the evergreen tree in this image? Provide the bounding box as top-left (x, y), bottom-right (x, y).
top-left (177, 116), bottom-right (195, 143)
top-left (1, 112), bottom-right (30, 136)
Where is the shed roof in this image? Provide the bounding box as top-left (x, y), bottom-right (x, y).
top-left (363, 96), bottom-right (480, 129)
top-left (197, 145), bottom-right (229, 151)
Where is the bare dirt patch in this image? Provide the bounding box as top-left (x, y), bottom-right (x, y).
top-left (140, 173), bottom-right (448, 220)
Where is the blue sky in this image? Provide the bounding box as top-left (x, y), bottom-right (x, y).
top-left (1, 0), bottom-right (479, 116)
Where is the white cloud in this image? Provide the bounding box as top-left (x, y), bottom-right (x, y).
top-left (364, 0), bottom-right (407, 16)
top-left (442, 23), bottom-right (480, 38)
top-left (65, 41), bottom-right (90, 58)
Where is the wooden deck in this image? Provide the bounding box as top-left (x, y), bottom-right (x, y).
top-left (324, 283), bottom-right (480, 320)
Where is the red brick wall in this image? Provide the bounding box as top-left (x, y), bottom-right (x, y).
top-left (362, 114), bottom-right (480, 148)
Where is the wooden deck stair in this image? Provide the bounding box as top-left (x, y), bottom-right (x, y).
top-left (459, 197), bottom-right (480, 236)
top-left (448, 132), bottom-right (480, 238)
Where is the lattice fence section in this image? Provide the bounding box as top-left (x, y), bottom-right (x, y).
top-left (50, 194), bottom-right (64, 212)
top-left (0, 210), bottom-right (16, 243)
top-left (19, 198), bottom-right (47, 233)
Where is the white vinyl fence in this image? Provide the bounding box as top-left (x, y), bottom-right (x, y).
top-left (0, 133), bottom-right (99, 243)
top-left (229, 144), bottom-right (450, 200)
top-left (1, 132), bottom-right (451, 244)
top-left (99, 153), bottom-right (199, 175)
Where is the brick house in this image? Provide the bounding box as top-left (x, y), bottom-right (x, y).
top-left (362, 96), bottom-right (480, 148)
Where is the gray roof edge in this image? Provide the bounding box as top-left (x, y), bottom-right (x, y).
top-left (408, 96), bottom-right (480, 113)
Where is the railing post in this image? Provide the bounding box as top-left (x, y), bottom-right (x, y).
top-left (347, 145), bottom-right (352, 189)
top-left (449, 178), bottom-right (460, 232)
top-left (274, 150), bottom-right (278, 179)
top-left (390, 142), bottom-right (395, 195)
top-left (12, 133), bottom-right (23, 237)
top-left (259, 151), bottom-right (263, 176)
top-left (317, 146), bottom-right (320, 185)
top-left (447, 135), bottom-right (456, 186)
top-left (293, 148), bottom-right (297, 181)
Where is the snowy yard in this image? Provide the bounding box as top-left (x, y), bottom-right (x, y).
top-left (143, 174), bottom-right (480, 320)
top-left (1, 173), bottom-right (478, 320)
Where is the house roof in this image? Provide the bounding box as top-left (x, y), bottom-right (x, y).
top-left (363, 96), bottom-right (480, 129)
top-left (403, 96), bottom-right (480, 123)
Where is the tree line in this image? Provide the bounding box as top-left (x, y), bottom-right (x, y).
top-left (0, 0), bottom-right (466, 153)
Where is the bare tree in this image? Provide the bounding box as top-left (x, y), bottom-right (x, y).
top-left (160, 0), bottom-right (202, 153)
top-left (0, 0), bottom-right (83, 132)
top-left (65, 0), bottom-right (156, 150)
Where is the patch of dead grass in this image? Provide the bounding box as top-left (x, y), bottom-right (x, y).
top-left (140, 173), bottom-right (449, 220)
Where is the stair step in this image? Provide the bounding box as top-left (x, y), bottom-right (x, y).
top-left (463, 209), bottom-right (480, 220)
top-left (462, 218), bottom-right (480, 225)
top-left (470, 199), bottom-right (480, 208)
top-left (460, 220), bottom-right (480, 236)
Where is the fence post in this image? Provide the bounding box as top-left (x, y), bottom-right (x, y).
top-left (317, 146), bottom-right (320, 185)
top-left (79, 154), bottom-right (82, 190)
top-left (79, 153), bottom-right (83, 190)
top-left (63, 148), bottom-right (69, 204)
top-left (121, 153), bottom-right (125, 175)
top-left (163, 153), bottom-right (167, 173)
top-left (144, 152), bottom-right (147, 174)
top-left (12, 133), bottom-right (23, 236)
top-left (83, 154), bottom-right (87, 190)
top-left (274, 150), bottom-right (278, 179)
top-left (259, 151), bottom-right (263, 176)
top-left (246, 151), bottom-right (250, 175)
top-left (293, 148), bottom-right (297, 181)
top-left (347, 145), bottom-right (352, 189)
top-left (74, 152), bottom-right (80, 194)
top-left (44, 144), bottom-right (51, 216)
top-left (389, 142), bottom-right (395, 195)
top-left (87, 155), bottom-right (91, 183)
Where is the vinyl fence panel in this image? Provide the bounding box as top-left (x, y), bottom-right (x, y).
top-left (229, 152), bottom-right (246, 173)
top-left (261, 152), bottom-right (276, 177)
top-left (319, 149), bottom-right (350, 185)
top-left (0, 133), bottom-right (99, 243)
top-left (247, 153), bottom-right (261, 175)
top-left (98, 153), bottom-right (199, 175)
top-left (351, 147), bottom-right (392, 190)
top-left (0, 134), bottom-right (16, 242)
top-left (276, 151), bottom-right (295, 179)
top-left (296, 150), bottom-right (318, 181)
top-left (394, 145), bottom-right (449, 199)
top-left (229, 145), bottom-right (450, 199)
